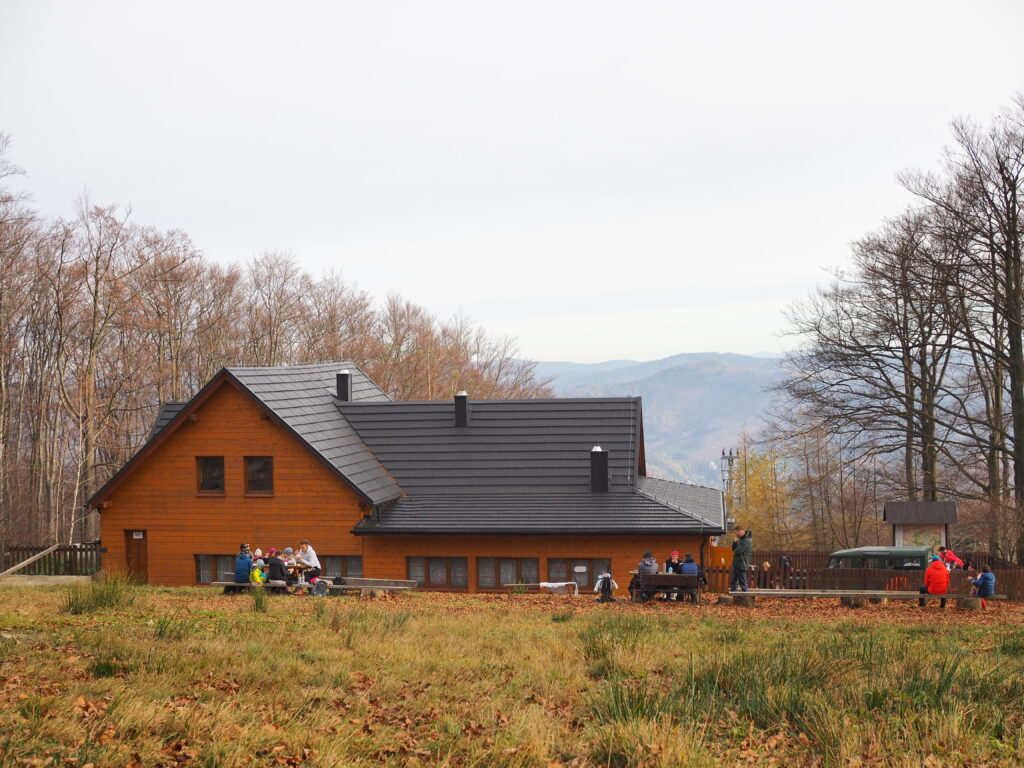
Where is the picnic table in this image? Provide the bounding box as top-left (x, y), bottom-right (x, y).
top-left (503, 582), bottom-right (580, 595)
top-left (629, 572), bottom-right (701, 604)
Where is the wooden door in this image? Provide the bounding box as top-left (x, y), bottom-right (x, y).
top-left (124, 530), bottom-right (148, 583)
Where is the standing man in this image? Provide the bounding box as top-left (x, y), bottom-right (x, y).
top-left (296, 539), bottom-right (321, 582)
top-left (730, 526), bottom-right (753, 593)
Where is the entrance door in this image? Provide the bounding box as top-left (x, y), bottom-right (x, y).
top-left (124, 530), bottom-right (148, 583)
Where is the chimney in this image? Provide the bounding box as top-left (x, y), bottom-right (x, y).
top-left (454, 391), bottom-right (470, 427)
top-left (336, 370), bottom-right (352, 402)
top-left (590, 445), bottom-right (609, 492)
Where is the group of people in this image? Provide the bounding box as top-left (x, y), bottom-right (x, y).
top-left (603, 550), bottom-right (707, 603)
top-left (233, 540), bottom-right (322, 592)
top-left (920, 546), bottom-right (997, 608)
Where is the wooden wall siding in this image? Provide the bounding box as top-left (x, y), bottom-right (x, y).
top-left (100, 382), bottom-right (369, 586)
top-left (361, 533), bottom-right (707, 594)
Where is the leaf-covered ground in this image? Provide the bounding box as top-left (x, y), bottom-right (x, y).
top-left (1, 585), bottom-right (1023, 767)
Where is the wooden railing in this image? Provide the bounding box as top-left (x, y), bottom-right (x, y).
top-left (747, 550), bottom-right (1016, 571)
top-left (705, 565), bottom-right (1024, 601)
top-left (1, 543), bottom-right (103, 576)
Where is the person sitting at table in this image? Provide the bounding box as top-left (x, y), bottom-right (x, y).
top-left (281, 547), bottom-right (300, 585)
top-left (233, 544), bottom-right (252, 584)
top-left (678, 553), bottom-right (700, 603)
top-left (249, 559), bottom-right (267, 584)
top-left (266, 548), bottom-right (290, 588)
top-left (661, 551), bottom-right (684, 601)
top-left (638, 551), bottom-right (659, 575)
top-left (665, 551), bottom-right (683, 573)
top-left (296, 539), bottom-right (321, 582)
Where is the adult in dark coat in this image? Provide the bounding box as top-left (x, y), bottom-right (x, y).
top-left (730, 527), bottom-right (753, 592)
top-left (233, 544), bottom-right (252, 584)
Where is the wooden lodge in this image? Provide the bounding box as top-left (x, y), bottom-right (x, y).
top-left (88, 363), bottom-right (725, 593)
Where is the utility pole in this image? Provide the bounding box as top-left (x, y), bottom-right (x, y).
top-left (720, 448), bottom-right (736, 530)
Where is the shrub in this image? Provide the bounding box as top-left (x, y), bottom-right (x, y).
top-left (153, 612), bottom-right (198, 640)
top-left (251, 586), bottom-right (268, 613)
top-left (62, 574), bottom-right (137, 615)
top-left (591, 683), bottom-right (678, 723)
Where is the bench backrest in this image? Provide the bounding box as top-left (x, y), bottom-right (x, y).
top-left (640, 573), bottom-right (699, 587)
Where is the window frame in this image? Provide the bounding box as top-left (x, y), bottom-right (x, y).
top-left (322, 556), bottom-right (363, 580)
top-left (244, 455), bottom-right (274, 496)
top-left (406, 556), bottom-right (468, 590)
top-left (547, 557), bottom-right (611, 589)
top-left (194, 554), bottom-right (235, 584)
top-left (476, 557), bottom-right (540, 590)
top-left (195, 456), bottom-right (226, 495)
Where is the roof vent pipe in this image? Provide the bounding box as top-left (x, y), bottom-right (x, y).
top-left (455, 391), bottom-right (470, 427)
top-left (336, 370), bottom-right (352, 402)
top-left (591, 445), bottom-right (609, 492)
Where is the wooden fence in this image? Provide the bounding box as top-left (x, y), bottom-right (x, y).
top-left (1, 543), bottom-right (103, 576)
top-left (747, 550), bottom-right (1016, 571)
top-left (706, 565), bottom-right (1024, 601)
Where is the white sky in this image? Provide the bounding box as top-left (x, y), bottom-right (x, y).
top-left (2, 2), bottom-right (1023, 362)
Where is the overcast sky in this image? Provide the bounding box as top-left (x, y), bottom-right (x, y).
top-left (2, 2), bottom-right (1023, 363)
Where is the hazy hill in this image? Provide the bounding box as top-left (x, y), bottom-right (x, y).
top-left (536, 353), bottom-right (783, 487)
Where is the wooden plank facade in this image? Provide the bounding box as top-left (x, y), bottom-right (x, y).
top-left (99, 381), bottom-right (369, 587)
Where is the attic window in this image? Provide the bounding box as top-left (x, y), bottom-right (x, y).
top-left (196, 457), bottom-right (225, 494)
top-left (245, 456), bottom-right (274, 495)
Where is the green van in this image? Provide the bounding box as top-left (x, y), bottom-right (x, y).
top-left (826, 546), bottom-right (932, 570)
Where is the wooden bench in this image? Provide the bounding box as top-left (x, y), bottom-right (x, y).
top-left (726, 589), bottom-right (1007, 608)
top-left (327, 577), bottom-right (416, 595)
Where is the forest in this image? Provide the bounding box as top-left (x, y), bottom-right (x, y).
top-left (0, 135), bottom-right (551, 547)
top-left (730, 97), bottom-right (1024, 563)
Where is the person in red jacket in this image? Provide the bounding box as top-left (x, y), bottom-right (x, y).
top-left (919, 555), bottom-right (949, 608)
top-left (937, 546), bottom-right (965, 570)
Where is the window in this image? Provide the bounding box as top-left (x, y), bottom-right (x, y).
top-left (323, 556), bottom-right (363, 579)
top-left (548, 558), bottom-right (611, 589)
top-left (477, 557), bottom-right (539, 588)
top-left (195, 554), bottom-right (235, 584)
top-left (407, 557), bottom-right (468, 589)
top-left (196, 456), bottom-right (225, 493)
top-left (245, 456), bottom-right (274, 494)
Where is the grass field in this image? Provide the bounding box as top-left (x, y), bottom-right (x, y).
top-left (1, 581), bottom-right (1023, 767)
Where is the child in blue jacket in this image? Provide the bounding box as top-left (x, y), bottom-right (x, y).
top-left (970, 565), bottom-right (996, 608)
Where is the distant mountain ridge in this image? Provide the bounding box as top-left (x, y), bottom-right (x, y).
top-left (535, 353), bottom-right (783, 487)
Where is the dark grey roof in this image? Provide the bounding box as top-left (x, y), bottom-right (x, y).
top-left (355, 491), bottom-right (723, 534)
top-left (148, 402), bottom-right (187, 440)
top-left (102, 364), bottom-right (726, 538)
top-left (637, 476), bottom-right (725, 529)
top-left (340, 398), bottom-right (641, 494)
top-left (883, 501), bottom-right (957, 525)
top-left (225, 363), bottom-right (402, 505)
